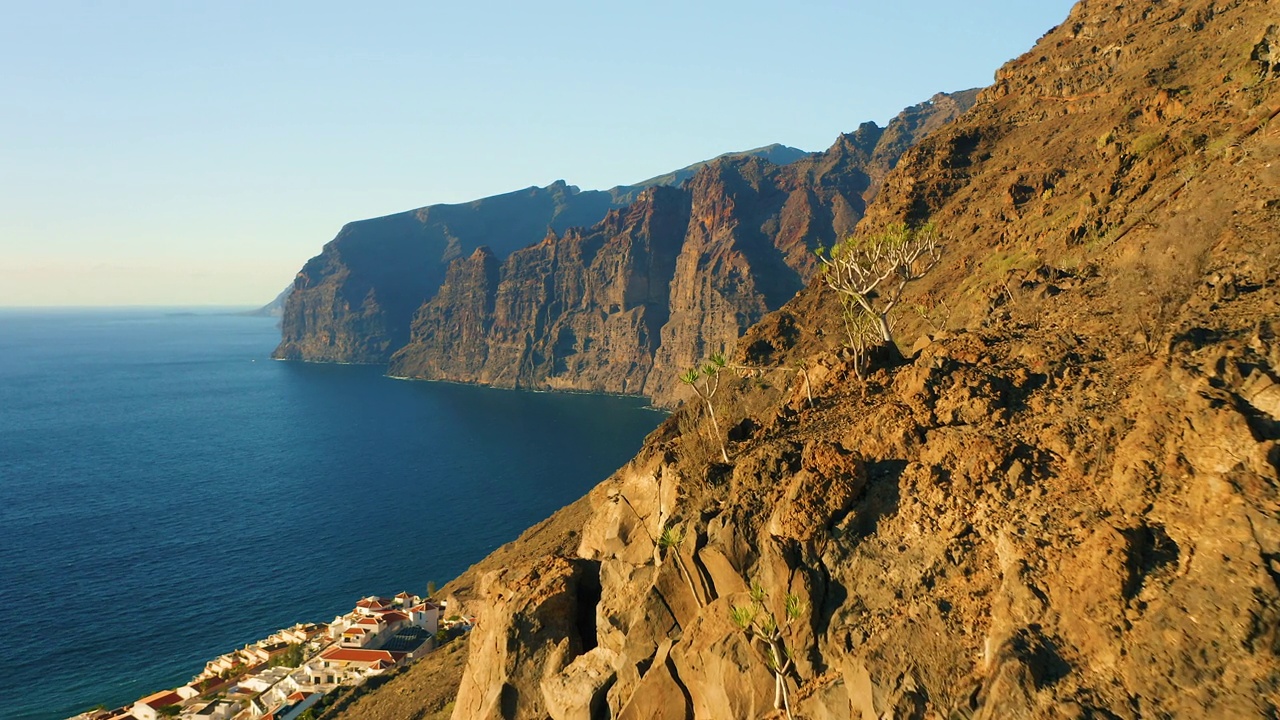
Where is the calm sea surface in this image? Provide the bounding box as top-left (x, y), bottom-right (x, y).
top-left (0, 308), bottom-right (665, 720)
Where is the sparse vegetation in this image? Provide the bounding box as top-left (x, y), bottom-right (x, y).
top-left (428, 701), bottom-right (455, 720)
top-left (657, 521), bottom-right (684, 551)
top-left (794, 358), bottom-right (814, 408)
top-left (1207, 132), bottom-right (1242, 157)
top-left (817, 221), bottom-right (943, 366)
top-left (680, 353), bottom-right (730, 462)
top-left (911, 295), bottom-right (954, 334)
top-left (194, 676), bottom-right (220, 692)
top-left (730, 583), bottom-right (806, 720)
top-left (269, 643), bottom-right (305, 668)
top-left (724, 359), bottom-right (814, 408)
top-left (840, 303), bottom-right (884, 377)
top-left (1131, 132), bottom-right (1166, 156)
top-left (659, 522), bottom-right (705, 608)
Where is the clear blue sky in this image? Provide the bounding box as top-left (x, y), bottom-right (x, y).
top-left (0, 0), bottom-right (1077, 307)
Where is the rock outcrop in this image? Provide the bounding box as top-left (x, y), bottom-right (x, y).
top-left (388, 92), bottom-right (978, 404)
top-left (322, 1), bottom-right (1280, 718)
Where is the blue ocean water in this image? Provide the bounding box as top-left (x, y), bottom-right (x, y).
top-left (0, 308), bottom-right (665, 720)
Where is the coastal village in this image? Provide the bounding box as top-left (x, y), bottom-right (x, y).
top-left (69, 593), bottom-right (471, 720)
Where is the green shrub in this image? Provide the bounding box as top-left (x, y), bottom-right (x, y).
top-left (816, 222), bottom-right (943, 360)
top-left (1131, 132), bottom-right (1166, 156)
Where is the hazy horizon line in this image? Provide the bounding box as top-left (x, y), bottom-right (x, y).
top-left (0, 304), bottom-right (262, 311)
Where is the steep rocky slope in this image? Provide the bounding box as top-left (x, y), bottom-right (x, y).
top-left (326, 1), bottom-right (1280, 718)
top-left (387, 92), bottom-right (977, 405)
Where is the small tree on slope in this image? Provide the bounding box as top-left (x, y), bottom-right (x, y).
top-left (658, 522), bottom-right (705, 608)
top-left (680, 353), bottom-right (730, 463)
top-left (816, 221), bottom-right (942, 352)
top-left (730, 584), bottom-right (806, 720)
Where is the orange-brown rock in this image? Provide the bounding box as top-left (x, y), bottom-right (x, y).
top-left (450, 555), bottom-right (606, 720)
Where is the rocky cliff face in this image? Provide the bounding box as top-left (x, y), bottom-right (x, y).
top-left (272, 146), bottom-right (813, 365)
top-left (390, 186), bottom-right (690, 394)
top-left (388, 92), bottom-right (978, 404)
top-left (272, 180), bottom-right (628, 362)
top-left (328, 1), bottom-right (1280, 718)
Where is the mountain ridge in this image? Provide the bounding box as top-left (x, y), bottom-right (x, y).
top-left (620, 143), bottom-right (811, 197)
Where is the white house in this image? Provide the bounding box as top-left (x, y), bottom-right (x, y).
top-left (407, 601), bottom-right (441, 635)
top-left (374, 610), bottom-right (410, 634)
top-left (262, 692), bottom-right (322, 720)
top-left (354, 596), bottom-right (394, 615)
top-left (339, 623), bottom-right (376, 648)
top-left (182, 699), bottom-right (237, 720)
top-left (309, 647), bottom-right (406, 685)
top-left (203, 653), bottom-right (239, 677)
top-left (279, 623), bottom-right (324, 645)
top-left (236, 666), bottom-right (293, 694)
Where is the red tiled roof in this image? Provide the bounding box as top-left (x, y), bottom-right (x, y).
top-left (379, 611), bottom-right (409, 622)
top-left (320, 647), bottom-right (407, 664)
top-left (137, 690), bottom-right (183, 708)
top-left (355, 616), bottom-right (382, 626)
